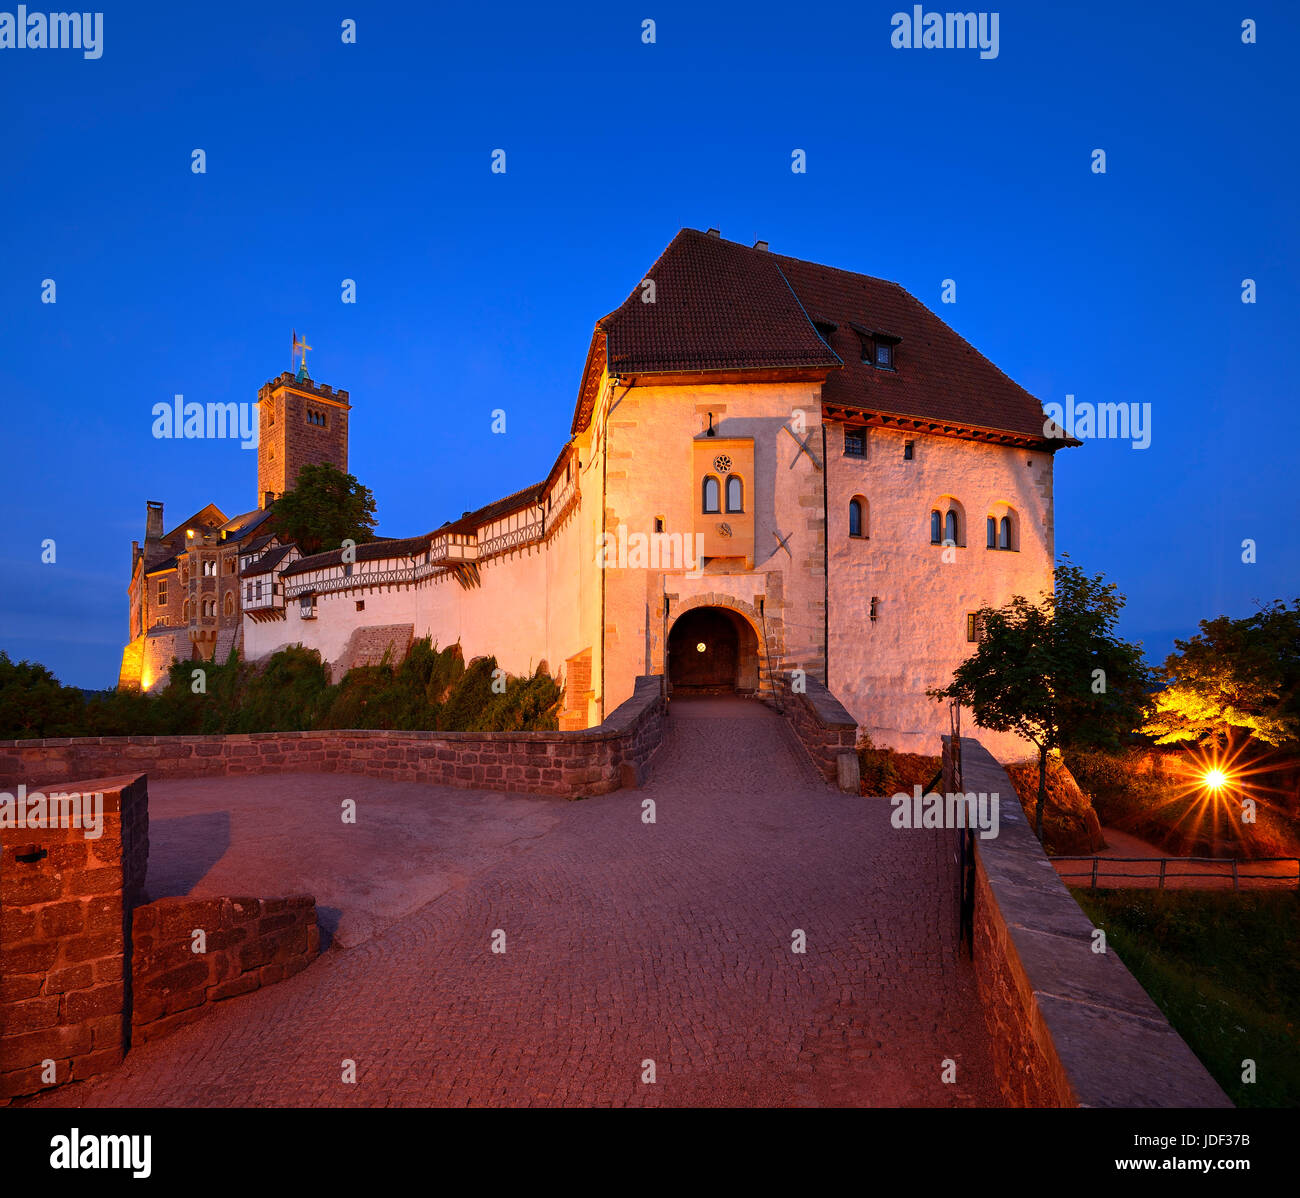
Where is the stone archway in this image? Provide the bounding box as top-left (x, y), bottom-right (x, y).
top-left (667, 605), bottom-right (761, 694)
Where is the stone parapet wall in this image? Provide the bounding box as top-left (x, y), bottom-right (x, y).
top-left (775, 674), bottom-right (858, 786)
top-left (943, 736), bottom-right (1231, 1108)
top-left (0, 675), bottom-right (668, 801)
top-left (0, 775), bottom-right (148, 1103)
top-left (131, 895), bottom-right (319, 1045)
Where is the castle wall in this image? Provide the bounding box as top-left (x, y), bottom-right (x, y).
top-left (826, 423), bottom-right (1054, 760)
top-left (599, 380), bottom-right (827, 713)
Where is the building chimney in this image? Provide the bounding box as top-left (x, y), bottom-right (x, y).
top-left (145, 501), bottom-right (163, 542)
top-left (753, 239), bottom-right (769, 251)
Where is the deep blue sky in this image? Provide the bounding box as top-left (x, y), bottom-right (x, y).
top-left (1, 1), bottom-right (1296, 688)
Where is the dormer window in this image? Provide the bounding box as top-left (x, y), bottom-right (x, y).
top-left (851, 322), bottom-right (900, 369)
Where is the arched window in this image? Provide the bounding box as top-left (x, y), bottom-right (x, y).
top-left (725, 475), bottom-right (744, 513)
top-left (930, 509), bottom-right (942, 544)
top-left (702, 476), bottom-right (720, 513)
top-left (986, 506), bottom-right (1019, 551)
top-left (944, 510), bottom-right (958, 545)
top-left (849, 496), bottom-right (868, 538)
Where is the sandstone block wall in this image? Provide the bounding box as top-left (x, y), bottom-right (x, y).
top-left (0, 774), bottom-right (148, 1103)
top-left (131, 895), bottom-right (319, 1045)
top-left (0, 676), bottom-right (668, 801)
top-left (776, 674), bottom-right (858, 784)
top-left (943, 736), bottom-right (1231, 1108)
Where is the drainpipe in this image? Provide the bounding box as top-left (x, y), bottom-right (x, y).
top-left (822, 418), bottom-right (829, 689)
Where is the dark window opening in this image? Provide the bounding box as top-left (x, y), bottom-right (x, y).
top-left (702, 476), bottom-right (720, 514)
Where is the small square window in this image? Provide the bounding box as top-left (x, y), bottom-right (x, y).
top-left (903, 441), bottom-right (914, 461)
top-left (844, 430), bottom-right (866, 457)
top-left (356, 600), bottom-right (365, 612)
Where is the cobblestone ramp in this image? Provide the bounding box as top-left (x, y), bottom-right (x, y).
top-left (28, 697), bottom-right (1001, 1107)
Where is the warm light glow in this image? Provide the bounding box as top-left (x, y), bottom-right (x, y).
top-left (696, 642), bottom-right (706, 653)
top-left (1203, 767), bottom-right (1227, 791)
top-left (186, 529), bottom-right (195, 539)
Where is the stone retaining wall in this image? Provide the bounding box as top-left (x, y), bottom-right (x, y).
top-left (0, 775), bottom-right (148, 1103)
top-left (131, 895), bottom-right (319, 1045)
top-left (0, 675), bottom-right (668, 800)
top-left (775, 674), bottom-right (858, 787)
top-left (943, 735), bottom-right (1231, 1108)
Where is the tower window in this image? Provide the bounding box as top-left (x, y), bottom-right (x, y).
top-left (157, 581), bottom-right (167, 606)
top-left (306, 409), bottom-right (328, 427)
top-left (702, 476), bottom-right (720, 514)
top-left (725, 475), bottom-right (744, 513)
top-left (844, 429), bottom-right (866, 457)
top-left (966, 613), bottom-right (984, 643)
top-left (903, 441), bottom-right (914, 461)
top-left (930, 509), bottom-right (941, 545)
top-left (654, 516), bottom-right (665, 534)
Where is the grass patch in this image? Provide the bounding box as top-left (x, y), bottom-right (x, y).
top-left (1072, 889), bottom-right (1300, 1107)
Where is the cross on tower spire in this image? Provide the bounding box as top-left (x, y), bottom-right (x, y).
top-left (292, 329), bottom-right (313, 381)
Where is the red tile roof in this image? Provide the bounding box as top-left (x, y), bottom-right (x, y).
top-left (580, 228), bottom-right (1069, 447)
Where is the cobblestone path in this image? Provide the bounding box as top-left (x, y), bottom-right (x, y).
top-left (30, 697), bottom-right (1001, 1107)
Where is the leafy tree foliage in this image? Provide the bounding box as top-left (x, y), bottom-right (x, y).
top-left (0, 652), bottom-right (85, 738)
top-left (1142, 600), bottom-right (1300, 748)
top-left (0, 640), bottom-right (561, 738)
top-left (271, 462), bottom-right (378, 555)
top-left (930, 556), bottom-right (1152, 840)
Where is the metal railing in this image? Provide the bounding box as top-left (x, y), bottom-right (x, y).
top-left (1055, 855), bottom-right (1300, 890)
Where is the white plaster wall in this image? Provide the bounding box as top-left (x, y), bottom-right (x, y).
top-left (599, 380), bottom-right (827, 716)
top-left (826, 423), bottom-right (1056, 761)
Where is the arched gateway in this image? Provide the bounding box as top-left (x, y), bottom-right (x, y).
top-left (666, 605), bottom-right (762, 694)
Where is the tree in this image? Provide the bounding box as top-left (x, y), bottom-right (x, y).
top-left (0, 652), bottom-right (85, 738)
top-left (929, 557), bottom-right (1152, 840)
top-left (271, 463), bottom-right (378, 556)
top-left (1142, 600), bottom-right (1300, 748)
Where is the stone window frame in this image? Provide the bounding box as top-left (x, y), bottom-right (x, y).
top-left (702, 475), bottom-right (721, 514)
top-left (724, 474), bottom-right (744, 514)
top-left (849, 496), bottom-right (868, 539)
top-left (985, 506), bottom-right (1020, 552)
top-left (930, 499), bottom-right (966, 548)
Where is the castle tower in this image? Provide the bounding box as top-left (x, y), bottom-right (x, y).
top-left (256, 370), bottom-right (351, 508)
